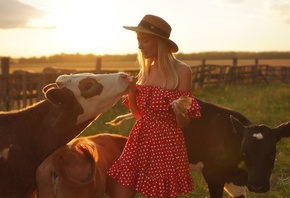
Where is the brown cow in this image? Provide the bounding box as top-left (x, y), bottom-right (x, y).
top-left (36, 133), bottom-right (127, 198)
top-left (0, 72), bottom-right (130, 198)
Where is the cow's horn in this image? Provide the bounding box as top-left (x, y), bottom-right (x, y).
top-left (42, 83), bottom-right (58, 94)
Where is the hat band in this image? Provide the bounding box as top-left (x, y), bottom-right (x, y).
top-left (139, 20), bottom-right (170, 38)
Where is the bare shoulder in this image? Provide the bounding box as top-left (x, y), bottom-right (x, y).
top-left (175, 60), bottom-right (192, 75)
top-left (175, 60), bottom-right (192, 92)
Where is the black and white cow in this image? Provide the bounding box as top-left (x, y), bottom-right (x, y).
top-left (107, 98), bottom-right (290, 198)
top-left (0, 72), bottom-right (130, 198)
top-left (229, 116), bottom-right (290, 195)
top-left (183, 98), bottom-right (290, 197)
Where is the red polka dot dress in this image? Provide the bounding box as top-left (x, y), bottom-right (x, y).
top-left (107, 85), bottom-right (201, 198)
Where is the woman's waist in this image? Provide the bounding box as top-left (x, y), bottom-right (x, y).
top-left (139, 110), bottom-right (175, 121)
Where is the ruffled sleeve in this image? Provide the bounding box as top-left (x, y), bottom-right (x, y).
top-left (122, 85), bottom-right (201, 119)
top-left (187, 95), bottom-right (202, 118)
top-left (122, 95), bottom-right (129, 107)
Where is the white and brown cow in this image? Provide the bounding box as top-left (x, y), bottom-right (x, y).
top-left (0, 72), bottom-right (130, 198)
top-left (36, 133), bottom-right (128, 198)
top-left (107, 98), bottom-right (290, 198)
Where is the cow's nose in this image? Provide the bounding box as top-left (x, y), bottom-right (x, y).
top-left (248, 184), bottom-right (269, 193)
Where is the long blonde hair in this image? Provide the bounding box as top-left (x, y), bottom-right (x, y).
top-left (136, 37), bottom-right (178, 90)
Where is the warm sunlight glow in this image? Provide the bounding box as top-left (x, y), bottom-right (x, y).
top-left (1, 0), bottom-right (289, 57)
top-left (52, 0), bottom-right (116, 54)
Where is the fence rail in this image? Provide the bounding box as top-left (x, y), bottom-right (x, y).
top-left (1, 64), bottom-right (290, 111)
top-left (191, 64), bottom-right (290, 89)
top-left (0, 73), bottom-right (61, 110)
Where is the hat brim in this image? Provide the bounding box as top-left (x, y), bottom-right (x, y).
top-left (123, 26), bottom-right (179, 53)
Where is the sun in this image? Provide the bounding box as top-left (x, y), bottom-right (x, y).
top-left (52, 0), bottom-right (116, 54)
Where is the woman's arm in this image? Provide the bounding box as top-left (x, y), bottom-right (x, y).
top-left (128, 77), bottom-right (141, 120)
top-left (173, 62), bottom-right (193, 128)
top-left (172, 99), bottom-right (191, 128)
top-left (176, 62), bottom-right (192, 92)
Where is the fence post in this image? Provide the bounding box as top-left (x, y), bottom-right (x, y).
top-left (0, 57), bottom-right (10, 110)
top-left (253, 58), bottom-right (259, 83)
top-left (96, 57), bottom-right (102, 73)
top-left (233, 58), bottom-right (238, 66)
top-left (201, 59), bottom-right (206, 66)
top-left (255, 58), bottom-right (259, 66)
top-left (1, 57), bottom-right (10, 75)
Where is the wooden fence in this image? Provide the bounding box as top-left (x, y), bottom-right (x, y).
top-left (0, 73), bottom-right (61, 110)
top-left (191, 64), bottom-right (290, 89)
top-left (1, 57), bottom-right (290, 111)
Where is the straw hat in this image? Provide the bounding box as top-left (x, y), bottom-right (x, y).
top-left (123, 14), bottom-right (179, 52)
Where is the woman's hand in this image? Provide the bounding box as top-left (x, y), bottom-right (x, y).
top-left (171, 96), bottom-right (192, 117)
top-left (171, 102), bottom-right (188, 117)
top-left (128, 76), bottom-right (140, 120)
top-left (128, 76), bottom-right (137, 98)
top-left (171, 96), bottom-right (192, 128)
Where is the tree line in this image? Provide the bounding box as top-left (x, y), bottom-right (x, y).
top-left (10, 51), bottom-right (290, 64)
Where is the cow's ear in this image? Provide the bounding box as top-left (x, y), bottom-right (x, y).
top-left (230, 115), bottom-right (246, 139)
top-left (273, 121), bottom-right (290, 141)
top-left (45, 88), bottom-right (68, 106)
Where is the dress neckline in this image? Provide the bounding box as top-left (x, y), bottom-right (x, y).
top-left (137, 84), bottom-right (190, 94)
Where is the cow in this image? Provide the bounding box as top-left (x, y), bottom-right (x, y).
top-left (36, 133), bottom-right (128, 198)
top-left (228, 116), bottom-right (290, 196)
top-left (107, 98), bottom-right (290, 198)
top-left (0, 72), bottom-right (131, 198)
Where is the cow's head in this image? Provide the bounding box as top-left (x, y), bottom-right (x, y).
top-left (36, 139), bottom-right (100, 198)
top-left (43, 72), bottom-right (131, 124)
top-left (52, 140), bottom-right (98, 194)
top-left (230, 115), bottom-right (290, 193)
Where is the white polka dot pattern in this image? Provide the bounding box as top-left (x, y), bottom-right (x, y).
top-left (107, 85), bottom-right (201, 197)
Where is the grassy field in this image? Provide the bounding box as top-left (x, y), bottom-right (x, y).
top-left (81, 83), bottom-right (290, 198)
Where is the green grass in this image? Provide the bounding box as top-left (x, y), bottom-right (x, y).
top-left (81, 83), bottom-right (290, 197)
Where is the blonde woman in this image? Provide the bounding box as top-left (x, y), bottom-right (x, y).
top-left (108, 14), bottom-right (201, 198)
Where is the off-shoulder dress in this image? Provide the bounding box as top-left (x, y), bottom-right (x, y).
top-left (107, 84), bottom-right (201, 198)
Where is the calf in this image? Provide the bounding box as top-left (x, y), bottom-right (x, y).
top-left (184, 99), bottom-right (290, 197)
top-left (36, 133), bottom-right (127, 198)
top-left (107, 98), bottom-right (290, 197)
top-left (0, 72), bottom-right (130, 198)
top-left (229, 116), bottom-right (290, 195)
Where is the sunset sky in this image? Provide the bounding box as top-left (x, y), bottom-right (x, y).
top-left (0, 0), bottom-right (290, 58)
